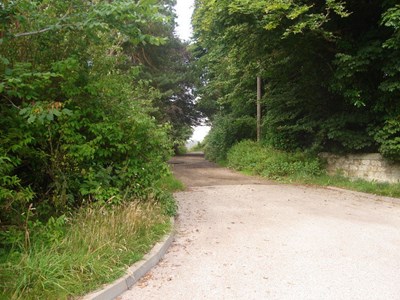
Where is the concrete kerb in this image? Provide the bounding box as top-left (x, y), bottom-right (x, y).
top-left (82, 217), bottom-right (175, 300)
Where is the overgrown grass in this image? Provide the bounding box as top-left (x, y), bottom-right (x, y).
top-left (156, 172), bottom-right (185, 193)
top-left (303, 174), bottom-right (400, 198)
top-left (226, 140), bottom-right (400, 198)
top-left (0, 202), bottom-right (170, 300)
top-left (227, 140), bottom-right (323, 180)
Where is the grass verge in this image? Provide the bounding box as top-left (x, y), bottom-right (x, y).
top-left (157, 172), bottom-right (185, 193)
top-left (0, 201), bottom-right (170, 300)
top-left (226, 140), bottom-right (400, 198)
top-left (300, 174), bottom-right (400, 198)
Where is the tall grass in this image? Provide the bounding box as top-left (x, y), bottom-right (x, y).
top-left (226, 140), bottom-right (400, 198)
top-left (0, 202), bottom-right (170, 300)
top-left (304, 174), bottom-right (400, 198)
top-left (156, 172), bottom-right (185, 193)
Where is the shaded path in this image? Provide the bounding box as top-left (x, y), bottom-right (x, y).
top-left (121, 154), bottom-right (400, 300)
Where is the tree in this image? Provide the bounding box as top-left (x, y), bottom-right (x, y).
top-left (192, 0), bottom-right (400, 160)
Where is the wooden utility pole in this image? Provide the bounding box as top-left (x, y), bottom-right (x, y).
top-left (257, 76), bottom-right (262, 142)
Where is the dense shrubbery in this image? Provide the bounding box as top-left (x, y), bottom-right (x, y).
top-left (227, 141), bottom-right (324, 180)
top-left (0, 0), bottom-right (200, 267)
top-left (190, 140), bottom-right (205, 152)
top-left (0, 0), bottom-right (199, 232)
top-left (1, 90), bottom-right (172, 228)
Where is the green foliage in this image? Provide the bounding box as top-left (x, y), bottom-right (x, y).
top-left (0, 0), bottom-right (200, 230)
top-left (174, 144), bottom-right (188, 156)
top-left (227, 140), bottom-right (400, 198)
top-left (192, 0), bottom-right (400, 158)
top-left (156, 171), bottom-right (185, 193)
top-left (375, 118), bottom-right (400, 161)
top-left (0, 0), bottom-right (190, 298)
top-left (204, 115), bottom-right (256, 162)
top-left (190, 141), bottom-right (205, 152)
top-left (152, 189), bottom-right (178, 217)
top-left (227, 141), bottom-right (324, 180)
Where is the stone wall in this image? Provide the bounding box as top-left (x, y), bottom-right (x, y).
top-left (320, 153), bottom-right (400, 183)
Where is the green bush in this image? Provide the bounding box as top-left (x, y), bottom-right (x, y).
top-left (0, 3), bottom-right (175, 232)
top-left (0, 73), bottom-right (173, 228)
top-left (375, 118), bottom-right (400, 161)
top-left (227, 140), bottom-right (324, 180)
top-left (204, 115), bottom-right (256, 162)
top-left (174, 143), bottom-right (188, 156)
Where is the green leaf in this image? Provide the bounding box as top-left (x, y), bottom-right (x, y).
top-left (27, 115), bottom-right (36, 124)
top-left (46, 113), bottom-right (54, 121)
top-left (0, 56), bottom-right (9, 65)
top-left (19, 108), bottom-right (28, 115)
top-left (52, 109), bottom-right (62, 117)
top-left (62, 108), bottom-right (73, 116)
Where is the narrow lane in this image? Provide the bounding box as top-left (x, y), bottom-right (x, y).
top-left (121, 154), bottom-right (400, 300)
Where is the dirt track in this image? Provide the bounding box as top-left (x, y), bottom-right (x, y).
top-left (168, 153), bottom-right (269, 187)
top-left (121, 154), bottom-right (400, 300)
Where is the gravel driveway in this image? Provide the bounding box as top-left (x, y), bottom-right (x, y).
top-left (120, 154), bottom-right (400, 300)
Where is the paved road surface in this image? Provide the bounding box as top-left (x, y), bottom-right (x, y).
top-left (121, 154), bottom-right (400, 300)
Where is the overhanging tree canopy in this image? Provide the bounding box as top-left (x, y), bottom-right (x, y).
top-left (192, 0), bottom-right (400, 160)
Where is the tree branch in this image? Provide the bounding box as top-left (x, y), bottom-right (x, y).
top-left (14, 27), bottom-right (54, 38)
top-left (13, 12), bottom-right (70, 38)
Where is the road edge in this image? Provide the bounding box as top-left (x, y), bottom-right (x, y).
top-left (326, 186), bottom-right (400, 205)
top-left (82, 217), bottom-right (175, 300)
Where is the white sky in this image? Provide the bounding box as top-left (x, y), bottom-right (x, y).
top-left (175, 0), bottom-right (210, 142)
top-left (175, 0), bottom-right (195, 41)
top-left (191, 125), bottom-right (210, 142)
